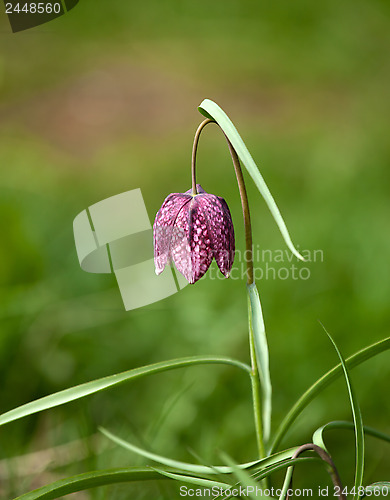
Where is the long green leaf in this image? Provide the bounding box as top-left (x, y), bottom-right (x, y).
top-left (270, 336), bottom-right (390, 453)
top-left (323, 328), bottom-right (364, 500)
top-left (0, 356), bottom-right (250, 427)
top-left (101, 427), bottom-right (300, 476)
top-left (198, 99), bottom-right (304, 261)
top-left (247, 283), bottom-right (272, 442)
top-left (277, 457), bottom-right (324, 500)
top-left (100, 427), bottom-right (258, 474)
top-left (313, 420), bottom-right (390, 452)
top-left (219, 452), bottom-right (271, 500)
top-left (249, 447), bottom-right (300, 473)
top-left (153, 468), bottom-right (231, 489)
top-left (212, 458), bottom-right (318, 500)
top-left (278, 465), bottom-right (294, 500)
top-left (14, 467), bottom-right (168, 500)
top-left (252, 457), bottom-right (319, 482)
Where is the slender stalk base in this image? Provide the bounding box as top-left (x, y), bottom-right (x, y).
top-left (248, 296), bottom-right (265, 459)
top-left (286, 444), bottom-right (346, 500)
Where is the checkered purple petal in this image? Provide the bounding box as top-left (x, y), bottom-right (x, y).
top-left (195, 194), bottom-right (235, 277)
top-left (153, 192), bottom-right (191, 275)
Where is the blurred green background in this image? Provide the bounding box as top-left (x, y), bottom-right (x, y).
top-left (1, 0), bottom-right (390, 498)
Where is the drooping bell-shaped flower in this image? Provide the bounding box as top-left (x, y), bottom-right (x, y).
top-left (153, 185), bottom-right (235, 284)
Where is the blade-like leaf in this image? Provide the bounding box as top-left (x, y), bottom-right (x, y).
top-left (101, 427), bottom-right (301, 477)
top-left (253, 457), bottom-right (319, 482)
top-left (313, 420), bottom-right (390, 452)
top-left (212, 457), bottom-right (318, 500)
top-left (249, 447), bottom-right (300, 473)
top-left (219, 452), bottom-right (271, 500)
top-left (277, 457), bottom-right (325, 500)
top-left (322, 327), bottom-right (364, 500)
top-left (270, 336), bottom-right (390, 453)
top-left (0, 356), bottom-right (250, 427)
top-left (100, 427), bottom-right (258, 474)
top-left (278, 465), bottom-right (294, 500)
top-left (247, 283), bottom-right (272, 443)
top-left (153, 468), bottom-right (231, 489)
top-left (14, 467), bottom-right (168, 500)
top-left (198, 99), bottom-right (304, 261)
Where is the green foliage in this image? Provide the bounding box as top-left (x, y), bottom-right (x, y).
top-left (14, 468), bottom-right (168, 500)
top-left (199, 99), bottom-right (304, 261)
top-left (318, 328), bottom-right (364, 499)
top-left (247, 283), bottom-right (272, 444)
top-left (0, 356), bottom-right (250, 427)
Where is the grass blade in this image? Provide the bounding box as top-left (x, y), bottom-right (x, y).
top-left (100, 427), bottom-right (259, 475)
top-left (252, 457), bottom-right (318, 482)
top-left (153, 468), bottom-right (231, 489)
top-left (219, 452), bottom-right (272, 499)
top-left (313, 420), bottom-right (390, 452)
top-left (0, 356), bottom-right (250, 427)
top-left (278, 465), bottom-right (293, 500)
top-left (247, 283), bottom-right (272, 443)
top-left (322, 327), bottom-right (364, 500)
top-left (14, 467), bottom-right (169, 500)
top-left (211, 457), bottom-right (318, 500)
top-left (270, 336), bottom-right (390, 453)
top-left (198, 99), bottom-right (304, 261)
top-left (101, 428), bottom-right (302, 479)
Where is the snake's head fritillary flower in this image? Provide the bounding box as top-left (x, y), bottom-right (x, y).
top-left (153, 185), bottom-right (235, 284)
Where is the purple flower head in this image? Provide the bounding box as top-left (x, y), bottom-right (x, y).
top-left (153, 185), bottom-right (235, 284)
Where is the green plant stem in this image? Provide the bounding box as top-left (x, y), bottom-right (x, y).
top-left (285, 444), bottom-right (346, 500)
top-left (248, 303), bottom-right (265, 458)
top-left (191, 119), bottom-right (263, 458)
top-left (191, 119), bottom-right (212, 195)
top-left (191, 119), bottom-right (254, 284)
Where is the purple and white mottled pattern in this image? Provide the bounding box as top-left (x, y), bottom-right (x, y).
top-left (153, 184), bottom-right (235, 284)
top-left (195, 194), bottom-right (235, 278)
top-left (153, 193), bottom-right (191, 274)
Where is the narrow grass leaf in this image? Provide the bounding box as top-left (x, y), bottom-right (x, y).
top-left (100, 427), bottom-right (258, 474)
top-left (101, 428), bottom-right (302, 480)
top-left (214, 455), bottom-right (318, 500)
top-left (219, 452), bottom-right (271, 500)
top-left (198, 99), bottom-right (304, 261)
top-left (270, 336), bottom-right (390, 453)
top-left (247, 283), bottom-right (272, 442)
top-left (0, 356), bottom-right (250, 427)
top-left (153, 468), bottom-right (231, 489)
top-left (322, 327), bottom-right (364, 500)
top-left (212, 454), bottom-right (315, 500)
top-left (14, 467), bottom-right (169, 500)
top-left (313, 421), bottom-right (390, 452)
top-left (278, 465), bottom-right (294, 500)
top-left (252, 457), bottom-right (318, 483)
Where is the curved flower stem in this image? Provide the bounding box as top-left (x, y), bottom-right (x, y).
top-left (191, 119), bottom-right (212, 196)
top-left (286, 444), bottom-right (346, 500)
top-left (191, 119), bottom-right (263, 458)
top-left (191, 119), bottom-right (254, 284)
